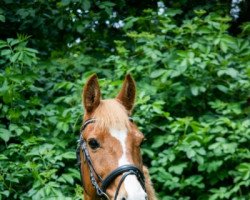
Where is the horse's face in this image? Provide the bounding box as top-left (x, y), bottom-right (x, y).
top-left (81, 75), bottom-right (147, 200)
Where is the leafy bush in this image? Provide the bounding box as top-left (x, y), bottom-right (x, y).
top-left (0, 3), bottom-right (250, 200)
top-left (108, 8), bottom-right (250, 200)
top-left (0, 36), bottom-right (83, 199)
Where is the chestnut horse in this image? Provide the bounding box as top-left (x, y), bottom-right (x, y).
top-left (77, 74), bottom-right (157, 200)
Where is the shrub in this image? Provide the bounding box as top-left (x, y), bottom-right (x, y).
top-left (0, 4), bottom-right (250, 200)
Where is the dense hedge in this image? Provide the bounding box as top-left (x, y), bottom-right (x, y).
top-left (0, 1), bottom-right (250, 200)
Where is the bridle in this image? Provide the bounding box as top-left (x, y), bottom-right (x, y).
top-left (76, 118), bottom-right (146, 200)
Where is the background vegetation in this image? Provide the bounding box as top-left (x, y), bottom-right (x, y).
top-left (0, 0), bottom-right (250, 199)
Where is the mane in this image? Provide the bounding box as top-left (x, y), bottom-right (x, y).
top-left (92, 99), bottom-right (130, 130)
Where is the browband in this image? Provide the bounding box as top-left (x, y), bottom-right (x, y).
top-left (80, 117), bottom-right (133, 133)
top-left (80, 118), bottom-right (96, 132)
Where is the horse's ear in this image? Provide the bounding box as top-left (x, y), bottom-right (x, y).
top-left (83, 74), bottom-right (101, 113)
top-left (116, 74), bottom-right (136, 113)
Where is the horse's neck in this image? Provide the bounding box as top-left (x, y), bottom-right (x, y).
top-left (143, 166), bottom-right (158, 200)
top-left (84, 193), bottom-right (99, 200)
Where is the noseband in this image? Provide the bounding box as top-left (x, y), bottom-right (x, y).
top-left (77, 118), bottom-right (146, 200)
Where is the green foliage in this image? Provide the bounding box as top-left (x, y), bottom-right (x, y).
top-left (0, 37), bottom-right (83, 199)
top-left (110, 8), bottom-right (250, 200)
top-left (1, 1), bottom-right (250, 200)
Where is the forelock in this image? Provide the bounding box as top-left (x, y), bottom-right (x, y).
top-left (92, 99), bottom-right (130, 130)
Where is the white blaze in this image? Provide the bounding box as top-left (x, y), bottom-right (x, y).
top-left (110, 128), bottom-right (147, 200)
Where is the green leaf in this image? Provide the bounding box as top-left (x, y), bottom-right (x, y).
top-left (142, 148), bottom-right (154, 158)
top-left (199, 160), bottom-right (223, 173)
top-left (225, 68), bottom-right (238, 78)
top-left (178, 60), bottom-right (188, 73)
top-left (217, 68), bottom-right (238, 78)
top-left (191, 85), bottom-right (199, 96)
top-left (61, 151), bottom-right (76, 159)
top-left (187, 149), bottom-right (196, 158)
top-left (0, 128), bottom-right (12, 142)
top-left (150, 69), bottom-right (166, 78)
top-left (1, 49), bottom-right (12, 56)
top-left (0, 154), bottom-right (8, 160)
top-left (0, 40), bottom-right (7, 48)
top-left (82, 0), bottom-right (91, 10)
top-left (9, 39), bottom-right (20, 46)
top-left (0, 190), bottom-right (10, 197)
top-left (10, 52), bottom-right (20, 63)
top-left (169, 163), bottom-right (187, 175)
top-left (123, 17), bottom-right (138, 30)
top-left (25, 47), bottom-right (38, 54)
top-left (220, 41), bottom-right (228, 53)
top-left (16, 128), bottom-right (24, 136)
top-left (152, 136), bottom-right (165, 148)
top-left (61, 0), bottom-right (70, 6)
top-left (59, 174), bottom-right (74, 185)
top-left (216, 85), bottom-right (228, 93)
top-left (0, 15), bottom-right (5, 22)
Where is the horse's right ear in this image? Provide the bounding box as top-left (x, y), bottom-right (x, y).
top-left (83, 74), bottom-right (101, 113)
top-left (116, 74), bottom-right (136, 113)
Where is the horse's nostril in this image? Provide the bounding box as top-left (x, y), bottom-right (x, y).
top-left (121, 198), bottom-right (126, 200)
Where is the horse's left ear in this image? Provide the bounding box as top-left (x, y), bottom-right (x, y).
top-left (83, 74), bottom-right (101, 113)
top-left (116, 74), bottom-right (136, 113)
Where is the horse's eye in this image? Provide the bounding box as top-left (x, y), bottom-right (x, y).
top-left (88, 139), bottom-right (100, 150)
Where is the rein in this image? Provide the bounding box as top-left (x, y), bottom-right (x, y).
top-left (76, 118), bottom-right (146, 200)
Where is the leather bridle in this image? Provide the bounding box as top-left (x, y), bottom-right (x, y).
top-left (76, 118), bottom-right (146, 200)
